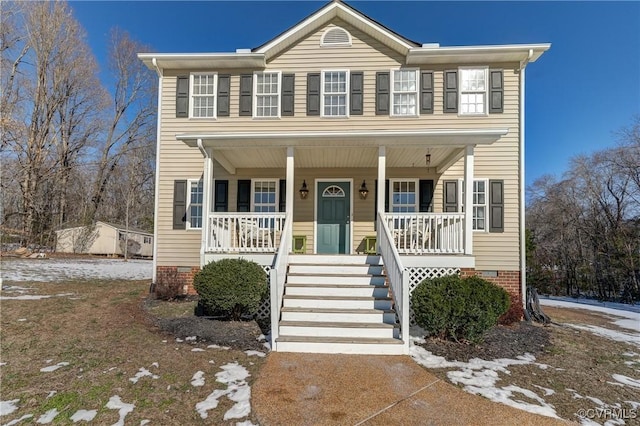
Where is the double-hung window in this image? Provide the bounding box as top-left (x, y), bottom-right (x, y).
top-left (460, 179), bottom-right (488, 231)
top-left (254, 72), bottom-right (280, 118)
top-left (187, 179), bottom-right (204, 229)
top-left (390, 180), bottom-right (417, 229)
top-left (322, 71), bottom-right (348, 117)
top-left (252, 180), bottom-right (278, 228)
top-left (459, 68), bottom-right (488, 115)
top-left (391, 70), bottom-right (418, 116)
top-left (190, 73), bottom-right (216, 118)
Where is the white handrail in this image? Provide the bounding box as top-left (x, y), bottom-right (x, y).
top-left (377, 212), bottom-right (410, 354)
top-left (384, 213), bottom-right (464, 254)
top-left (269, 211), bottom-right (292, 351)
top-left (207, 212), bottom-right (286, 253)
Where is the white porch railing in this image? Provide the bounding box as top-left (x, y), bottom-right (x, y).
top-left (269, 211), bottom-right (292, 351)
top-left (378, 212), bottom-right (409, 354)
top-left (384, 213), bottom-right (464, 254)
top-left (207, 213), bottom-right (286, 253)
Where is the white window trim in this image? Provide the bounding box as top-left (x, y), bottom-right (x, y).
top-left (320, 26), bottom-right (352, 47)
top-left (459, 178), bottom-right (489, 232)
top-left (458, 66), bottom-right (488, 117)
top-left (321, 69), bottom-right (350, 118)
top-left (189, 72), bottom-right (217, 119)
top-left (186, 178), bottom-right (204, 230)
top-left (389, 179), bottom-right (419, 212)
top-left (390, 68), bottom-right (419, 117)
top-left (250, 179), bottom-right (279, 213)
top-left (253, 71), bottom-right (282, 119)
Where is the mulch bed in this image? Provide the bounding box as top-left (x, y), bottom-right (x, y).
top-left (417, 321), bottom-right (552, 362)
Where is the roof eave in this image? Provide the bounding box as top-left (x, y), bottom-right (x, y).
top-left (406, 43), bottom-right (551, 65)
top-left (137, 53), bottom-right (266, 71)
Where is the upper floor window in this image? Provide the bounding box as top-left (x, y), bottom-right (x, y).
top-left (392, 70), bottom-right (418, 116)
top-left (459, 68), bottom-right (487, 115)
top-left (254, 72), bottom-right (280, 118)
top-left (190, 73), bottom-right (216, 118)
top-left (187, 179), bottom-right (204, 229)
top-left (322, 71), bottom-right (348, 117)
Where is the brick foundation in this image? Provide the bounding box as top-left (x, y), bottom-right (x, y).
top-left (460, 268), bottom-right (521, 298)
top-left (156, 266), bottom-right (200, 295)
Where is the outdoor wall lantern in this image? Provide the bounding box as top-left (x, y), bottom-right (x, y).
top-left (299, 180), bottom-right (309, 199)
top-left (425, 153), bottom-right (431, 166)
top-left (359, 180), bottom-right (369, 199)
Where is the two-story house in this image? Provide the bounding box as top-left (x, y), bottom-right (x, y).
top-left (139, 0), bottom-right (549, 355)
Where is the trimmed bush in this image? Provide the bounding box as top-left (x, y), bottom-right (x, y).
top-left (411, 275), bottom-right (510, 343)
top-left (193, 258), bottom-right (267, 320)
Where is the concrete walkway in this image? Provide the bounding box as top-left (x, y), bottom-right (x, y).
top-left (252, 353), bottom-right (569, 425)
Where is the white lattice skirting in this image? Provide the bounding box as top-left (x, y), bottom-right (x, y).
top-left (255, 265), bottom-right (272, 320)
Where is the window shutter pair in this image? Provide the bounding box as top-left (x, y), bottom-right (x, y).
top-left (442, 180), bottom-right (503, 232)
top-left (443, 69), bottom-right (503, 113)
top-left (307, 72), bottom-right (363, 116)
top-left (374, 179), bottom-right (433, 218)
top-left (176, 75), bottom-right (232, 117)
top-left (376, 71), bottom-right (433, 115)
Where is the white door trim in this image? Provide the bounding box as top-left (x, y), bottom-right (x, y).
top-left (313, 178), bottom-right (354, 254)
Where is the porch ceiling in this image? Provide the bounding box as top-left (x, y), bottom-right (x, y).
top-left (178, 128), bottom-right (507, 173)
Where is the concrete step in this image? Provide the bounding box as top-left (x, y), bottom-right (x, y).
top-left (275, 335), bottom-right (406, 355)
top-left (279, 320), bottom-right (399, 339)
top-left (288, 263), bottom-right (384, 275)
top-left (282, 295), bottom-right (393, 310)
top-left (289, 254), bottom-right (382, 265)
top-left (286, 273), bottom-right (387, 286)
top-left (285, 283), bottom-right (389, 298)
top-left (280, 307), bottom-right (397, 323)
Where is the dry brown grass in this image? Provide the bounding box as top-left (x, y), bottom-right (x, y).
top-left (0, 280), bottom-right (265, 425)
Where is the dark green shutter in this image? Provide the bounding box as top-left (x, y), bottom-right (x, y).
top-left (217, 75), bottom-right (230, 117)
top-left (443, 180), bottom-right (458, 212)
top-left (489, 180), bottom-right (504, 232)
top-left (175, 76), bottom-right (189, 118)
top-left (375, 72), bottom-right (390, 115)
top-left (173, 180), bottom-right (187, 229)
top-left (281, 74), bottom-right (295, 116)
top-left (214, 180), bottom-right (228, 212)
top-left (443, 70), bottom-right (458, 113)
top-left (489, 69), bottom-right (504, 114)
top-left (237, 180), bottom-right (251, 212)
top-left (420, 71), bottom-right (434, 114)
top-left (307, 73), bottom-right (320, 116)
top-left (350, 72), bottom-right (363, 115)
top-left (419, 180), bottom-right (434, 212)
top-left (239, 75), bottom-right (252, 116)
top-left (279, 179), bottom-right (286, 212)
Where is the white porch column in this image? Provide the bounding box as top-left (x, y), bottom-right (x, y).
top-left (377, 146), bottom-right (386, 218)
top-left (286, 146), bottom-right (294, 253)
top-left (463, 145), bottom-right (474, 255)
top-left (199, 140), bottom-right (213, 266)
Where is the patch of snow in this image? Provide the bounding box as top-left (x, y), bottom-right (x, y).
top-left (151, 362), bottom-right (159, 368)
top-left (586, 396), bottom-right (606, 406)
top-left (185, 336), bottom-right (196, 341)
top-left (578, 416), bottom-right (602, 426)
top-left (209, 360), bottom-right (215, 364)
top-left (536, 363), bottom-right (549, 370)
top-left (207, 344), bottom-right (230, 350)
top-left (129, 368), bottom-right (159, 383)
top-left (567, 389), bottom-right (584, 399)
top-left (1, 293), bottom-right (74, 301)
top-left (3, 414), bottom-right (33, 425)
top-left (195, 362), bottom-right (252, 421)
top-left (0, 400), bottom-right (20, 416)
top-left (410, 339), bottom-right (559, 419)
top-left (0, 363), bottom-right (6, 367)
top-left (257, 334), bottom-right (266, 342)
top-left (626, 401), bottom-right (640, 410)
top-left (175, 338), bottom-right (184, 343)
top-left (36, 408), bottom-right (59, 424)
top-left (1, 286), bottom-right (34, 293)
top-left (105, 395), bottom-right (135, 426)
top-left (191, 371), bottom-right (205, 387)
top-left (70, 409), bottom-right (97, 423)
top-left (45, 359), bottom-right (52, 364)
top-left (623, 352), bottom-right (639, 357)
top-left (46, 391), bottom-right (56, 399)
top-left (565, 323), bottom-right (640, 348)
top-left (17, 319), bottom-right (26, 322)
top-left (191, 348), bottom-right (205, 352)
top-left (140, 421), bottom-right (150, 425)
top-left (612, 374), bottom-right (640, 388)
top-left (161, 340), bottom-right (167, 343)
top-left (607, 381), bottom-right (625, 387)
top-left (244, 350), bottom-right (266, 358)
top-left (236, 421), bottom-right (258, 426)
top-left (540, 296), bottom-right (640, 314)
top-left (532, 384), bottom-right (556, 396)
top-left (0, 258), bottom-right (152, 282)
top-left (40, 362), bottom-right (69, 372)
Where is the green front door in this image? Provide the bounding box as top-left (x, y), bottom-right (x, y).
top-left (317, 181), bottom-right (350, 254)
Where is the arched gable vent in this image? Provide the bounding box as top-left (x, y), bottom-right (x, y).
top-left (321, 27), bottom-right (352, 47)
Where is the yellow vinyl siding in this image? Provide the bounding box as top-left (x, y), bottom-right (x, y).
top-left (155, 18), bottom-right (522, 270)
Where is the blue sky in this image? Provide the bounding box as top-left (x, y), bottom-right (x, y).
top-left (69, 1), bottom-right (640, 187)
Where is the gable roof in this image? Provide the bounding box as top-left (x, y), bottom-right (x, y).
top-left (253, 0), bottom-right (420, 59)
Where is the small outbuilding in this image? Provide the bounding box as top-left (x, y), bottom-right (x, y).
top-left (55, 221), bottom-right (153, 258)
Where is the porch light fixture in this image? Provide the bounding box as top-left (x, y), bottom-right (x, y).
top-left (359, 180), bottom-right (369, 199)
top-left (425, 153), bottom-right (431, 166)
top-left (299, 180), bottom-right (309, 199)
